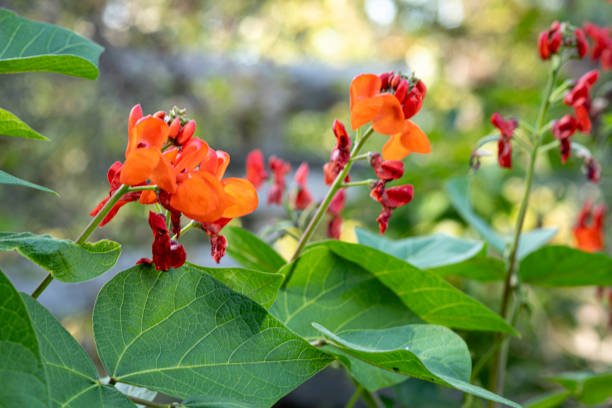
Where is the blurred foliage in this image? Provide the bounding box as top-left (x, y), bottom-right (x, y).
top-left (0, 0), bottom-right (611, 406)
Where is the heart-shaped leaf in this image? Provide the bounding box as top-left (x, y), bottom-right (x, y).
top-left (93, 263), bottom-right (332, 407)
top-left (224, 227), bottom-right (286, 273)
top-left (0, 232), bottom-right (121, 282)
top-left (0, 8), bottom-right (104, 79)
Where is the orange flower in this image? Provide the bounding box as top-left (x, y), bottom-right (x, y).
top-left (573, 201), bottom-right (605, 252)
top-left (350, 74), bottom-right (404, 135)
top-left (381, 119), bottom-right (431, 160)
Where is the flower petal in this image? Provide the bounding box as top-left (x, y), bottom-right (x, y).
top-left (382, 134), bottom-right (410, 160)
top-left (351, 97), bottom-right (383, 130)
top-left (399, 120), bottom-right (430, 154)
top-left (350, 74), bottom-right (382, 109)
top-left (174, 137), bottom-right (209, 173)
top-left (372, 94), bottom-right (404, 135)
top-left (139, 190), bottom-right (157, 204)
top-left (215, 151), bottom-right (230, 179)
top-left (126, 104), bottom-right (143, 156)
top-left (150, 155), bottom-right (177, 193)
top-left (170, 172), bottom-right (224, 222)
top-left (120, 147), bottom-right (161, 186)
top-left (132, 116), bottom-right (170, 153)
top-left (221, 178), bottom-right (258, 218)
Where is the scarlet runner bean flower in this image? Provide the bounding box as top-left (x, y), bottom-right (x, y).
top-left (573, 200), bottom-right (605, 253)
top-left (368, 153), bottom-right (413, 233)
top-left (201, 218), bottom-right (232, 263)
top-left (490, 113), bottom-right (518, 169)
top-left (584, 22), bottom-right (612, 70)
top-left (552, 114), bottom-right (578, 164)
top-left (267, 156), bottom-right (291, 205)
top-left (538, 21), bottom-right (588, 60)
top-left (137, 212), bottom-right (187, 271)
top-left (292, 163), bottom-right (313, 210)
top-left (563, 70), bottom-right (599, 133)
top-left (350, 72), bottom-right (430, 160)
top-left (323, 119), bottom-right (352, 185)
top-left (246, 149), bottom-right (268, 189)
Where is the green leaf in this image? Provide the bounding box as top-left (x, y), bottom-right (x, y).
top-left (224, 227), bottom-right (286, 273)
top-left (319, 241), bottom-right (516, 335)
top-left (181, 396), bottom-right (253, 407)
top-left (516, 228), bottom-right (558, 261)
top-left (0, 169), bottom-right (57, 194)
top-left (21, 295), bottom-right (136, 407)
top-left (0, 232), bottom-right (121, 282)
top-left (523, 390), bottom-right (571, 408)
top-left (187, 263), bottom-right (283, 309)
top-left (550, 371), bottom-right (612, 406)
top-left (0, 107), bottom-right (46, 140)
top-left (0, 269), bottom-right (48, 408)
top-left (270, 247), bottom-right (423, 390)
top-left (519, 246), bottom-right (612, 286)
top-left (93, 263), bottom-right (332, 407)
top-left (355, 228), bottom-right (505, 281)
top-left (313, 324), bottom-right (521, 408)
top-left (446, 177), bottom-right (506, 254)
top-left (0, 8), bottom-right (104, 79)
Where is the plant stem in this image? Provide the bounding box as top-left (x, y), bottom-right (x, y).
top-left (488, 61), bottom-right (560, 402)
top-left (125, 395), bottom-right (169, 408)
top-left (288, 127), bottom-right (374, 263)
top-left (345, 384), bottom-right (364, 408)
top-left (341, 179), bottom-right (377, 188)
top-left (30, 184), bottom-right (131, 299)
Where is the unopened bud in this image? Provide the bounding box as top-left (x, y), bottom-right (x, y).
top-left (176, 120), bottom-right (196, 145)
top-left (154, 111), bottom-right (166, 120)
top-left (168, 117), bottom-right (181, 139)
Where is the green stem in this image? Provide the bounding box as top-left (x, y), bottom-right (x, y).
top-left (288, 127), bottom-right (374, 263)
top-left (171, 220), bottom-right (196, 240)
top-left (349, 376), bottom-right (383, 408)
top-left (345, 384), bottom-right (364, 408)
top-left (488, 60), bottom-right (560, 402)
top-left (341, 179), bottom-right (377, 188)
top-left (30, 184), bottom-right (131, 299)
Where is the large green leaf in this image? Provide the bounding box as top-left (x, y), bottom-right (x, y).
top-left (0, 269), bottom-right (48, 408)
top-left (523, 390), bottom-right (571, 408)
top-left (224, 227), bottom-right (286, 273)
top-left (317, 241), bottom-right (516, 334)
top-left (21, 295), bottom-right (136, 408)
top-left (0, 232), bottom-right (121, 282)
top-left (0, 8), bottom-right (104, 79)
top-left (446, 177), bottom-right (506, 254)
top-left (515, 228), bottom-right (558, 260)
top-left (270, 247), bottom-right (422, 390)
top-left (519, 246), bottom-right (612, 286)
top-left (93, 263), bottom-right (332, 407)
top-left (314, 324), bottom-right (521, 408)
top-left (355, 228), bottom-right (505, 281)
top-left (0, 169), bottom-right (57, 194)
top-left (549, 371), bottom-right (612, 406)
top-left (187, 263), bottom-right (283, 309)
top-left (0, 107), bottom-right (46, 140)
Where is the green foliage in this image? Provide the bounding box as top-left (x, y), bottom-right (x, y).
top-left (0, 232), bottom-right (121, 282)
top-left (0, 8), bottom-right (104, 79)
top-left (314, 323), bottom-right (521, 408)
top-left (187, 263), bottom-right (283, 309)
top-left (523, 390), bottom-right (571, 408)
top-left (355, 227), bottom-right (505, 281)
top-left (180, 396), bottom-right (253, 407)
top-left (93, 263), bottom-right (332, 407)
top-left (317, 241), bottom-right (517, 334)
top-left (223, 227), bottom-right (286, 273)
top-left (0, 169), bottom-right (57, 194)
top-left (0, 107), bottom-right (46, 140)
top-left (0, 269), bottom-right (48, 408)
top-left (519, 246), bottom-right (612, 286)
top-left (516, 228), bottom-right (558, 260)
top-left (549, 372), bottom-right (612, 406)
top-left (21, 294), bottom-right (136, 407)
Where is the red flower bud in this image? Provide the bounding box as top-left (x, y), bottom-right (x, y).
top-left (549, 31), bottom-right (563, 53)
top-left (176, 120), bottom-right (196, 145)
top-left (575, 28), bottom-right (589, 58)
top-left (379, 71), bottom-right (394, 90)
top-left (168, 117), bottom-right (181, 139)
top-left (153, 110), bottom-right (166, 120)
top-left (491, 113), bottom-right (518, 169)
top-left (394, 78), bottom-right (409, 104)
top-left (538, 31), bottom-right (551, 59)
top-left (391, 74), bottom-right (401, 90)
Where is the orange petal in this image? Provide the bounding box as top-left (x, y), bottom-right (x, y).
top-left (199, 147), bottom-right (220, 174)
top-left (400, 120), bottom-right (430, 154)
top-left (351, 97), bottom-right (384, 130)
top-left (372, 94), bottom-right (404, 135)
top-left (139, 190), bottom-right (157, 204)
top-left (126, 104), bottom-right (144, 156)
top-left (350, 74), bottom-right (382, 109)
top-left (174, 138), bottom-right (209, 173)
top-left (170, 172), bottom-right (224, 222)
top-left (382, 134), bottom-right (411, 160)
top-left (132, 116), bottom-right (170, 152)
top-left (150, 155), bottom-right (177, 193)
top-left (215, 151), bottom-right (230, 179)
top-left (221, 178), bottom-right (258, 218)
top-left (120, 148), bottom-right (161, 186)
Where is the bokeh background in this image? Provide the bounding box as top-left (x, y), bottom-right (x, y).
top-left (0, 0), bottom-right (611, 406)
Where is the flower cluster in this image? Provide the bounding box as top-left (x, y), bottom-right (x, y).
top-left (368, 153), bottom-right (414, 233)
top-left (490, 113), bottom-right (518, 169)
top-left (584, 22), bottom-right (612, 70)
top-left (349, 72), bottom-right (430, 160)
top-left (538, 21), bottom-right (588, 60)
top-left (323, 120), bottom-right (351, 185)
top-left (92, 105), bottom-right (258, 269)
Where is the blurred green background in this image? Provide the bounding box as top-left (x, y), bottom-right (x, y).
top-left (0, 0), bottom-right (611, 406)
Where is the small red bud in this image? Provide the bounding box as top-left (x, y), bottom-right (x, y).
top-left (391, 74), bottom-right (401, 90)
top-left (394, 79), bottom-right (409, 104)
top-left (168, 117), bottom-right (181, 139)
top-left (153, 111), bottom-right (166, 120)
top-left (176, 120), bottom-right (196, 145)
top-left (379, 71), bottom-right (394, 90)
